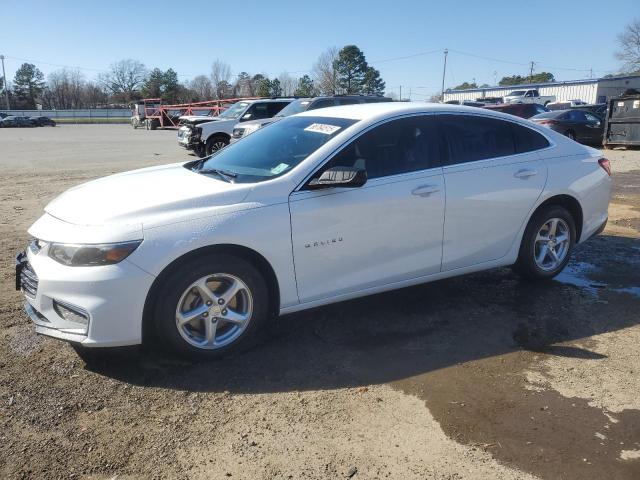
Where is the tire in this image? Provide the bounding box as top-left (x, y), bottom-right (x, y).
top-left (564, 130), bottom-right (576, 141)
top-left (152, 254), bottom-right (270, 359)
top-left (514, 205), bottom-right (576, 280)
top-left (206, 135), bottom-right (229, 156)
top-left (149, 119), bottom-right (159, 130)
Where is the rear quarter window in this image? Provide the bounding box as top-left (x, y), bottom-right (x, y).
top-left (511, 123), bottom-right (550, 153)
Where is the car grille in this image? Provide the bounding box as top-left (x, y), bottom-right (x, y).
top-left (21, 262), bottom-right (39, 298)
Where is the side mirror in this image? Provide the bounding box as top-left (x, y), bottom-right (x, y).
top-left (307, 166), bottom-right (367, 190)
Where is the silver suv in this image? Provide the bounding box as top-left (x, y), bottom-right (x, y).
top-left (230, 95), bottom-right (392, 143)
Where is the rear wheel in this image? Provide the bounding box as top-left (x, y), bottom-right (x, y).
top-left (152, 254), bottom-right (269, 359)
top-left (206, 135), bottom-right (229, 156)
top-left (514, 205), bottom-right (576, 280)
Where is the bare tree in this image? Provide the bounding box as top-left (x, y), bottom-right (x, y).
top-left (616, 19), bottom-right (640, 73)
top-left (189, 75), bottom-right (214, 100)
top-left (277, 72), bottom-right (296, 96)
top-left (210, 59), bottom-right (232, 98)
top-left (47, 68), bottom-right (85, 109)
top-left (98, 59), bottom-right (147, 101)
top-left (312, 47), bottom-right (339, 95)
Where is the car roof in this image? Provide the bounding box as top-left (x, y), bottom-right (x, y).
top-left (295, 101), bottom-right (526, 122)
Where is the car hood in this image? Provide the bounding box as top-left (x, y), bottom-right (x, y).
top-left (179, 115), bottom-right (218, 122)
top-left (45, 162), bottom-right (251, 227)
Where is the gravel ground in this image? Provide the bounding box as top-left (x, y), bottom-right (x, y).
top-left (0, 125), bottom-right (639, 479)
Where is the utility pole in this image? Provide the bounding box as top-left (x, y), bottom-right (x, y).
top-left (399, 85), bottom-right (402, 101)
top-left (529, 61), bottom-right (535, 83)
top-left (0, 55), bottom-right (9, 110)
top-left (441, 48), bottom-right (448, 101)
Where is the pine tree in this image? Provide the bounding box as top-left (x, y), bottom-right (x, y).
top-left (294, 75), bottom-right (316, 96)
top-left (362, 67), bottom-right (385, 95)
top-left (334, 45), bottom-right (368, 94)
top-left (12, 63), bottom-right (45, 108)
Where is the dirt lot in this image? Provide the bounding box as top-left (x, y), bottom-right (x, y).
top-left (1, 125), bottom-right (639, 480)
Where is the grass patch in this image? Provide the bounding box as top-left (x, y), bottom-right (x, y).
top-left (52, 117), bottom-right (130, 124)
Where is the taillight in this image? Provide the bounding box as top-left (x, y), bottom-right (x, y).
top-left (598, 158), bottom-right (611, 176)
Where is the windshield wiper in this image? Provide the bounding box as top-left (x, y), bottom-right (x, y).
top-left (198, 168), bottom-right (238, 182)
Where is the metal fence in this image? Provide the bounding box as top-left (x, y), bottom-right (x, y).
top-left (0, 109), bottom-right (131, 123)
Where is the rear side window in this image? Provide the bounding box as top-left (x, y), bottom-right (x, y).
top-left (267, 102), bottom-right (289, 116)
top-left (440, 115), bottom-right (515, 165)
top-left (336, 98), bottom-right (360, 105)
top-left (511, 123), bottom-right (550, 153)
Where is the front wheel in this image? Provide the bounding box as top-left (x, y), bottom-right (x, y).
top-left (152, 254), bottom-right (270, 359)
top-left (514, 205), bottom-right (576, 280)
top-left (206, 135), bottom-right (229, 156)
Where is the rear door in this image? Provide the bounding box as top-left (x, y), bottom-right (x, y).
top-left (289, 115), bottom-right (445, 302)
top-left (438, 114), bottom-right (549, 270)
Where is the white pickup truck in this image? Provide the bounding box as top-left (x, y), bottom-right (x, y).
top-left (503, 89), bottom-right (555, 106)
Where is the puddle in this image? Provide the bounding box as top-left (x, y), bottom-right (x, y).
top-left (554, 262), bottom-right (606, 295)
top-left (554, 261), bottom-right (639, 298)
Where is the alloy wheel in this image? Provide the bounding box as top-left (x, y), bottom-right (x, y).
top-left (533, 218), bottom-right (571, 271)
top-left (175, 273), bottom-right (253, 349)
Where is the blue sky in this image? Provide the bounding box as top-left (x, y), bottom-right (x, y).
top-left (0, 0), bottom-right (637, 98)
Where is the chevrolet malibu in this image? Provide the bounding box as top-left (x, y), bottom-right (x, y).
top-left (16, 103), bottom-right (611, 359)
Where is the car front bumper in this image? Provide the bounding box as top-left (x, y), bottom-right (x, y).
top-left (16, 246), bottom-right (156, 347)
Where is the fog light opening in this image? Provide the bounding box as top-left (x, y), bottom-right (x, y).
top-left (53, 300), bottom-right (89, 327)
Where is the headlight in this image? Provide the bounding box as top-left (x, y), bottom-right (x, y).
top-left (48, 240), bottom-right (142, 266)
top-left (241, 123), bottom-right (262, 137)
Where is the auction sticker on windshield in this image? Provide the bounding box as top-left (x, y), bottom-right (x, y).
top-left (271, 163), bottom-right (289, 175)
top-left (304, 123), bottom-right (342, 135)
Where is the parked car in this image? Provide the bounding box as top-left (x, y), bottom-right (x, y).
top-left (17, 103), bottom-right (611, 360)
top-left (479, 96), bottom-right (504, 105)
top-left (546, 99), bottom-right (588, 110)
top-left (13, 116), bottom-right (37, 127)
top-left (230, 95), bottom-right (392, 143)
top-left (178, 99), bottom-right (294, 156)
top-left (30, 116), bottom-right (56, 127)
top-left (504, 89), bottom-right (555, 106)
top-left (0, 115), bottom-right (18, 127)
top-left (530, 109), bottom-right (604, 144)
top-left (482, 103), bottom-right (548, 119)
top-left (572, 103), bottom-right (607, 118)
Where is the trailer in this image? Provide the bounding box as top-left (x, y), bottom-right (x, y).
top-left (132, 97), bottom-right (262, 130)
top-left (603, 90), bottom-right (640, 148)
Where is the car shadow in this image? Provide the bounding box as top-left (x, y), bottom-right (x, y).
top-left (85, 234), bottom-right (640, 395)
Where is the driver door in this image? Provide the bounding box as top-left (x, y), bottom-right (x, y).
top-left (288, 115), bottom-right (445, 303)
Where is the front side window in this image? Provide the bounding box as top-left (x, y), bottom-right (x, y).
top-left (440, 115), bottom-right (515, 165)
top-left (314, 116), bottom-right (439, 181)
top-left (275, 100), bottom-right (311, 117)
top-left (196, 116), bottom-right (357, 183)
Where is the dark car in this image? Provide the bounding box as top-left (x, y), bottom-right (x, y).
top-left (530, 109), bottom-right (604, 144)
top-left (571, 103), bottom-right (607, 118)
top-left (30, 116), bottom-right (56, 127)
top-left (12, 116), bottom-right (37, 127)
top-left (482, 103), bottom-right (548, 119)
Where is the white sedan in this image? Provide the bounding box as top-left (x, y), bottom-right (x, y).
top-left (17, 103), bottom-right (611, 359)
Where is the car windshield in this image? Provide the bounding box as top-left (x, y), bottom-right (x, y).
top-left (274, 99), bottom-right (312, 117)
top-left (218, 102), bottom-right (250, 119)
top-left (509, 90), bottom-right (526, 96)
top-left (196, 116), bottom-right (358, 183)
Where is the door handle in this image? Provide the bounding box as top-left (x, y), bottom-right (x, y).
top-left (411, 185), bottom-right (440, 197)
top-left (514, 169), bottom-right (537, 179)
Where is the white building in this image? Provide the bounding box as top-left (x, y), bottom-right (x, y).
top-left (442, 75), bottom-right (640, 104)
